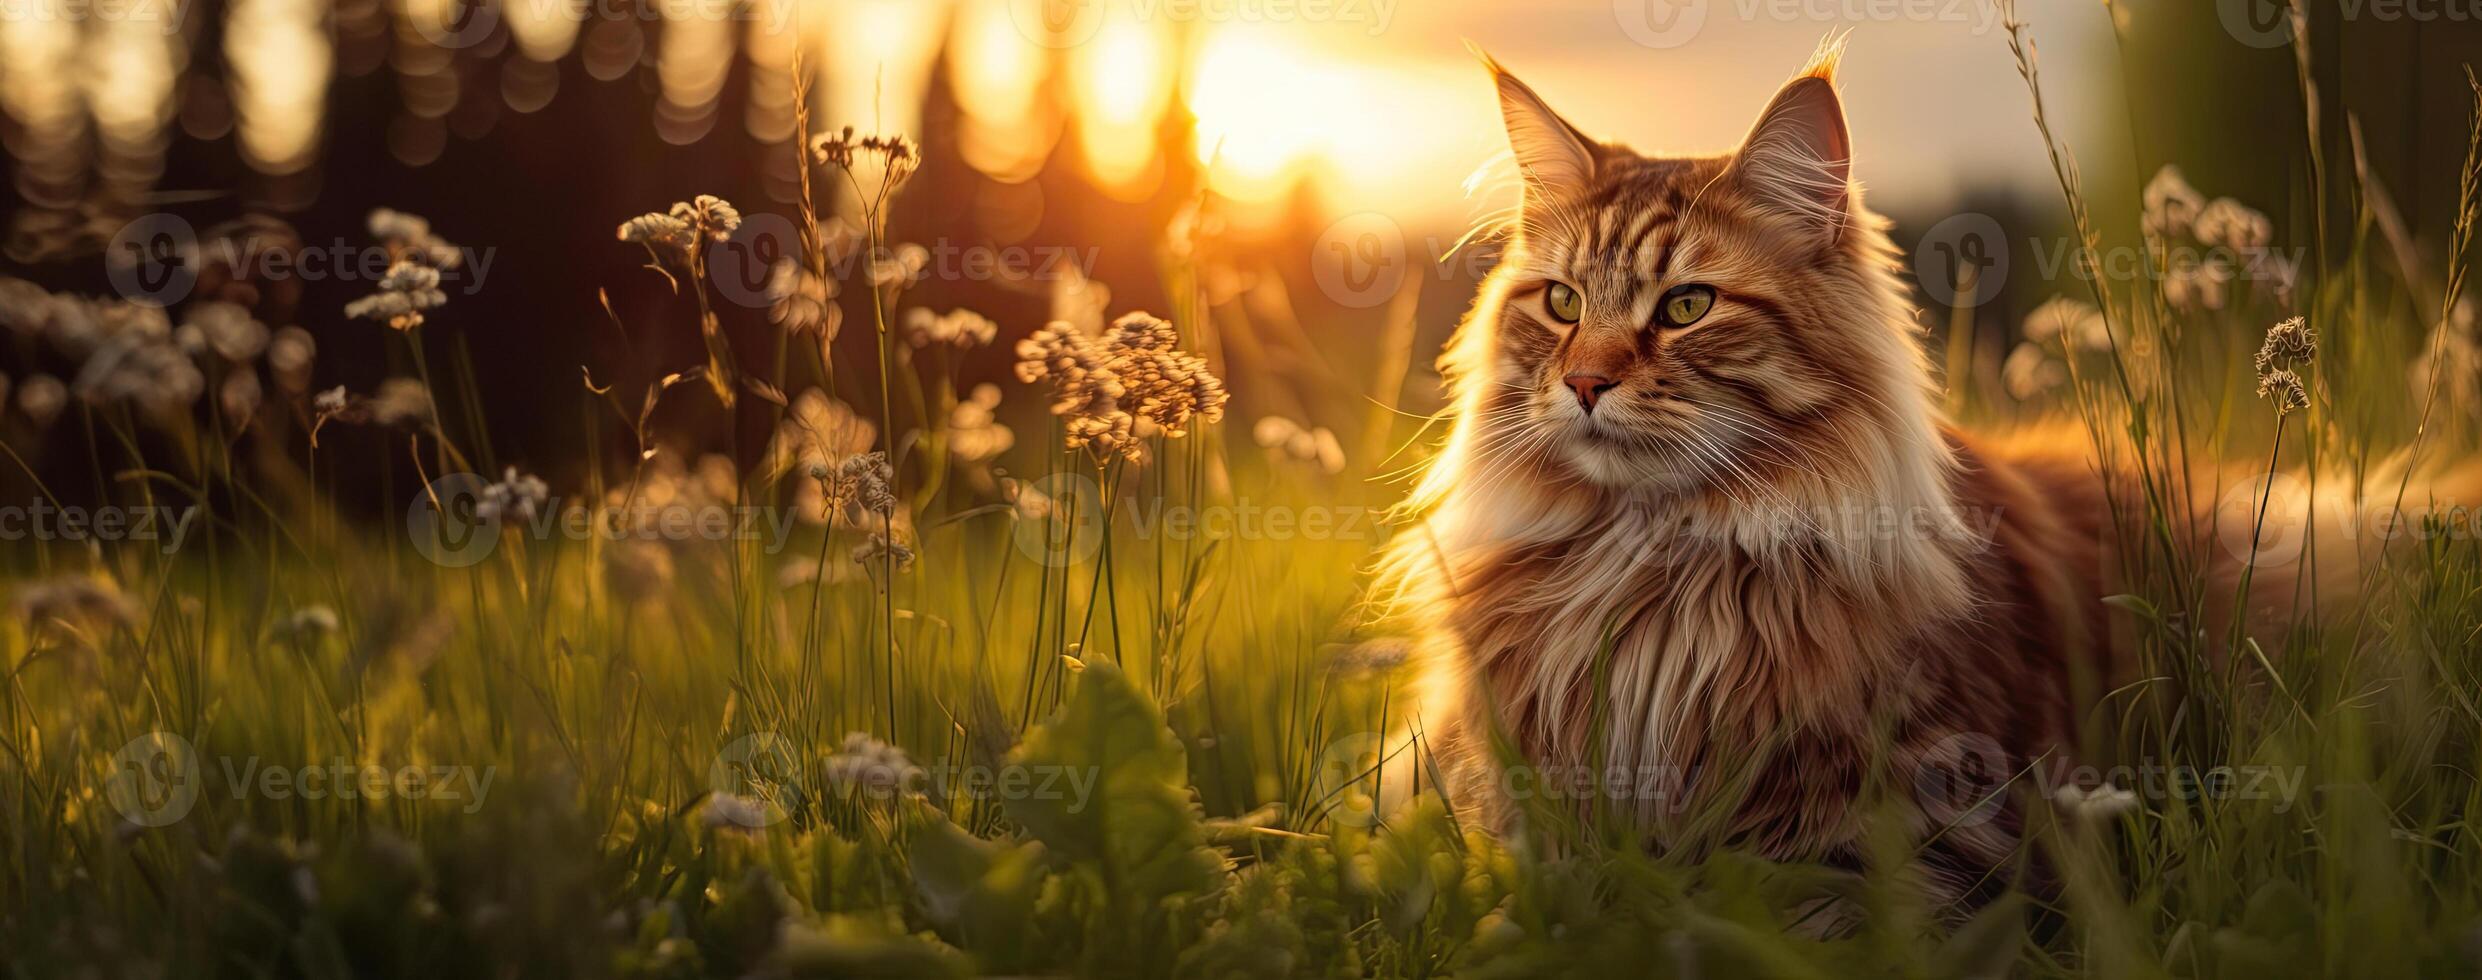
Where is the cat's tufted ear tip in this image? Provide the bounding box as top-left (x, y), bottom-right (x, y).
top-left (1463, 37), bottom-right (1501, 76)
top-left (1482, 54), bottom-right (1598, 203)
top-left (1800, 29), bottom-right (1850, 84)
top-left (1735, 49), bottom-right (1855, 243)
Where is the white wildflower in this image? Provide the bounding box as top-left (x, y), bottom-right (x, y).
top-left (823, 732), bottom-right (921, 797)
top-left (2141, 165), bottom-right (2206, 240)
top-left (266, 326), bottom-right (316, 392)
top-left (2052, 783), bottom-right (2140, 822)
top-left (765, 259), bottom-right (838, 338)
top-left (904, 307), bottom-right (997, 349)
top-left (2003, 342), bottom-right (2067, 401)
top-left (2022, 296), bottom-right (2112, 353)
top-left (699, 792), bottom-right (770, 832)
top-left (189, 301), bottom-right (269, 361)
top-left (946, 383), bottom-right (1015, 463)
top-left (17, 374), bottom-right (65, 425)
top-left (475, 467), bottom-right (550, 523)
top-left (219, 370), bottom-right (263, 421)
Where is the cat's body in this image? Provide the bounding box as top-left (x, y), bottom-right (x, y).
top-left (1405, 424), bottom-right (2116, 886)
top-left (1379, 46), bottom-right (2130, 893)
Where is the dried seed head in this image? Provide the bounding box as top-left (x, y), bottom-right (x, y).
top-left (2256, 368), bottom-right (2309, 414)
top-left (671, 194), bottom-right (742, 242)
top-left (347, 260), bottom-right (449, 330)
top-left (699, 792), bottom-right (769, 832)
top-left (849, 533), bottom-right (916, 571)
top-left (824, 732), bottom-right (922, 792)
top-left (16, 374), bottom-right (64, 426)
top-left (769, 389), bottom-right (877, 479)
top-left (313, 385), bottom-right (350, 415)
top-left (2254, 316), bottom-right (2318, 375)
top-left (1253, 415), bottom-right (1345, 474)
top-left (1105, 312), bottom-right (1227, 440)
top-left (904, 306), bottom-right (996, 349)
top-left (72, 327), bottom-right (203, 417)
top-left (475, 466), bottom-right (551, 523)
top-left (189, 302), bottom-right (269, 362)
top-left (369, 378), bottom-right (435, 426)
top-left (766, 258), bottom-right (839, 338)
top-left (618, 212), bottom-right (695, 254)
top-left (2002, 342), bottom-right (2068, 401)
top-left (368, 208), bottom-right (463, 269)
top-left (267, 326), bottom-right (316, 392)
top-left (2195, 197), bottom-right (2273, 252)
top-left (14, 574), bottom-right (140, 632)
top-left (219, 369), bottom-right (263, 421)
top-left (834, 451), bottom-right (896, 519)
top-left (2021, 295), bottom-right (2110, 352)
top-left (946, 383), bottom-right (1015, 463)
top-left (811, 127), bottom-right (920, 187)
top-left (1015, 320), bottom-right (1138, 460)
top-left (868, 244), bottom-right (930, 290)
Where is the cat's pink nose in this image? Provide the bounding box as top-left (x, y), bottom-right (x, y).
top-left (1563, 374), bottom-right (1617, 412)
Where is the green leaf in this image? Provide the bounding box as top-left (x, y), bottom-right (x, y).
top-left (2103, 594), bottom-right (2163, 623)
top-left (904, 804), bottom-right (1049, 969)
top-left (1370, 794), bottom-right (1458, 936)
top-left (1001, 661), bottom-right (1225, 907)
top-left (1933, 892), bottom-right (2028, 980)
top-left (769, 915), bottom-right (971, 979)
top-left (1173, 865), bottom-right (1309, 980)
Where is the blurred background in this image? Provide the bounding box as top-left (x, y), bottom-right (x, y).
top-left (0, 0), bottom-right (2477, 501)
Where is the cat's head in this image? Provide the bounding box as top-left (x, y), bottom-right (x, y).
top-left (1464, 43), bottom-right (1934, 498)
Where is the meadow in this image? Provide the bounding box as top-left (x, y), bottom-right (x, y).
top-left (6, 2), bottom-right (2482, 976)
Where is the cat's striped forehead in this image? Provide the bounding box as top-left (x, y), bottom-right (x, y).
top-left (1513, 155), bottom-right (1756, 288)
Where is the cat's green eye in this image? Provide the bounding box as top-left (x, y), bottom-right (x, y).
top-left (1545, 282), bottom-right (1583, 324)
top-left (1658, 284), bottom-right (1716, 328)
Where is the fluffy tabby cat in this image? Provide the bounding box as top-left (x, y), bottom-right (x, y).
top-left (1378, 42), bottom-right (2357, 899)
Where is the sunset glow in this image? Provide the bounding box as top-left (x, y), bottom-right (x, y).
top-left (1070, 15), bottom-right (1174, 199)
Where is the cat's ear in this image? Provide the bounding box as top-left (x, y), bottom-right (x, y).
top-left (1473, 46), bottom-right (1597, 203)
top-left (1733, 58), bottom-right (1853, 243)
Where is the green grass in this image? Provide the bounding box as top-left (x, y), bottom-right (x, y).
top-left (8, 8), bottom-right (2482, 978)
